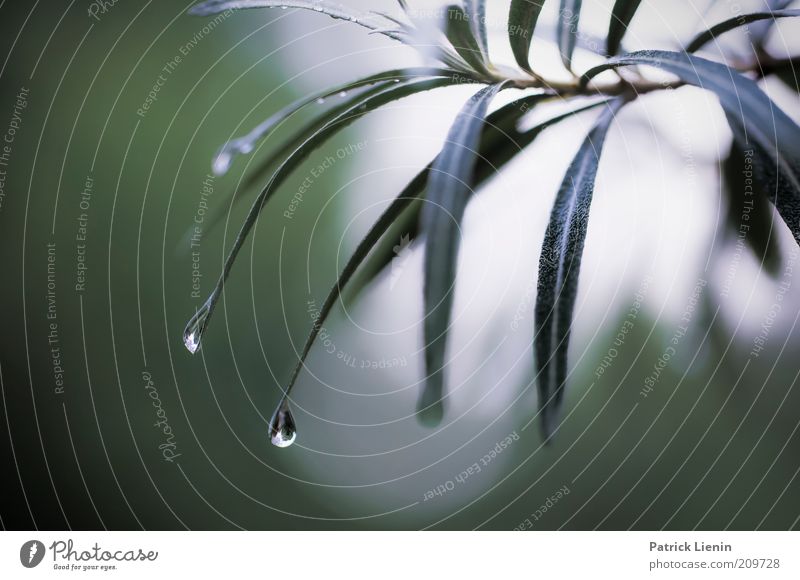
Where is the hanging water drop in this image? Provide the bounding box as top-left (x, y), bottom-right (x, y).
top-left (316, 97), bottom-right (326, 105)
top-left (182, 304), bottom-right (211, 354)
top-left (338, 91), bottom-right (347, 98)
top-left (184, 331), bottom-right (199, 354)
top-left (269, 402), bottom-right (297, 448)
top-left (212, 150), bottom-right (232, 176)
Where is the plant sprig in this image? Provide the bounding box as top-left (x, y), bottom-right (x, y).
top-left (185, 0), bottom-right (800, 447)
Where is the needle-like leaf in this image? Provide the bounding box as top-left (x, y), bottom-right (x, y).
top-left (606, 0), bottom-right (642, 56)
top-left (751, 0), bottom-right (794, 44)
top-left (582, 50), bottom-right (800, 247)
top-left (774, 58), bottom-right (799, 93)
top-left (685, 8), bottom-right (800, 53)
top-left (465, 0), bottom-right (489, 58)
top-left (443, 4), bottom-right (493, 77)
top-left (508, 0), bottom-right (546, 72)
top-left (557, 0), bottom-right (582, 70)
top-left (212, 68), bottom-right (460, 176)
top-left (183, 76), bottom-right (459, 353)
top-left (417, 82), bottom-right (509, 425)
top-left (189, 0), bottom-right (405, 40)
top-left (722, 144), bottom-right (781, 275)
top-left (534, 97), bottom-right (627, 441)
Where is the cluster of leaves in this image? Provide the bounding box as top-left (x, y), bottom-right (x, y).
top-left (183, 0), bottom-right (800, 447)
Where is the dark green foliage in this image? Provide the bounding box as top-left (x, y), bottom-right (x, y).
top-left (606, 0), bottom-right (642, 56)
top-left (508, 0), bottom-right (546, 71)
top-left (534, 97), bottom-right (627, 440)
top-left (418, 82), bottom-right (509, 424)
top-left (685, 8), bottom-right (800, 53)
top-left (557, 0), bottom-right (582, 69)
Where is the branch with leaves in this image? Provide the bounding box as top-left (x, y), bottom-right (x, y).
top-left (183, 0), bottom-right (800, 448)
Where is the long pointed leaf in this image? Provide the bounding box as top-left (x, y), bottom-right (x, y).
top-left (557, 0), bottom-right (582, 70)
top-left (465, 0), bottom-right (489, 58)
top-left (535, 97), bottom-right (627, 441)
top-left (722, 144), bottom-right (781, 275)
top-left (418, 82), bottom-right (508, 424)
top-left (189, 0), bottom-right (404, 41)
top-left (183, 76), bottom-right (458, 353)
top-left (508, 0), bottom-right (546, 72)
top-left (774, 58), bottom-right (799, 93)
top-left (582, 50), bottom-right (800, 246)
top-left (212, 67), bottom-right (459, 176)
top-left (751, 0), bottom-right (794, 44)
top-left (685, 8), bottom-right (800, 53)
top-left (444, 4), bottom-right (493, 77)
top-left (607, 0), bottom-right (642, 56)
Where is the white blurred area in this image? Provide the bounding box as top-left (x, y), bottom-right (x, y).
top-left (247, 0), bottom-right (800, 515)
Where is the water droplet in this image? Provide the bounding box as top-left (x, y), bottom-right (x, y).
top-left (393, 79), bottom-right (401, 83)
top-left (184, 331), bottom-right (200, 354)
top-left (183, 304), bottom-right (211, 354)
top-left (212, 150), bottom-right (232, 176)
top-left (269, 402), bottom-right (297, 448)
top-left (281, 5), bottom-right (288, 9)
top-left (239, 141), bottom-right (254, 154)
top-left (338, 91), bottom-right (347, 98)
top-left (313, 3), bottom-right (323, 11)
top-left (316, 97), bottom-right (326, 105)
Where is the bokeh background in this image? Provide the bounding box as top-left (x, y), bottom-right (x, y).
top-left (1, 0), bottom-right (799, 530)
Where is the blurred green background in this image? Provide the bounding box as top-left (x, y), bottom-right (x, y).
top-left (1, 0), bottom-right (799, 530)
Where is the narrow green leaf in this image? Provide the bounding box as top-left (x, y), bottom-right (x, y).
top-left (606, 0), bottom-right (642, 56)
top-left (465, 0), bottom-right (489, 58)
top-left (189, 0), bottom-right (404, 40)
top-left (727, 119), bottom-right (800, 253)
top-left (508, 0), bottom-right (545, 72)
top-left (212, 67), bottom-right (459, 176)
top-left (582, 50), bottom-right (800, 247)
top-left (774, 58), bottom-right (799, 93)
top-left (685, 8), bottom-right (800, 53)
top-left (342, 198), bottom-right (421, 305)
top-left (444, 4), bottom-right (493, 77)
top-left (722, 144), bottom-right (781, 275)
top-left (534, 97), bottom-right (627, 441)
top-left (418, 82), bottom-right (508, 425)
top-left (556, 0), bottom-right (582, 70)
top-left (183, 76), bottom-right (458, 353)
top-left (751, 0), bottom-right (794, 44)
